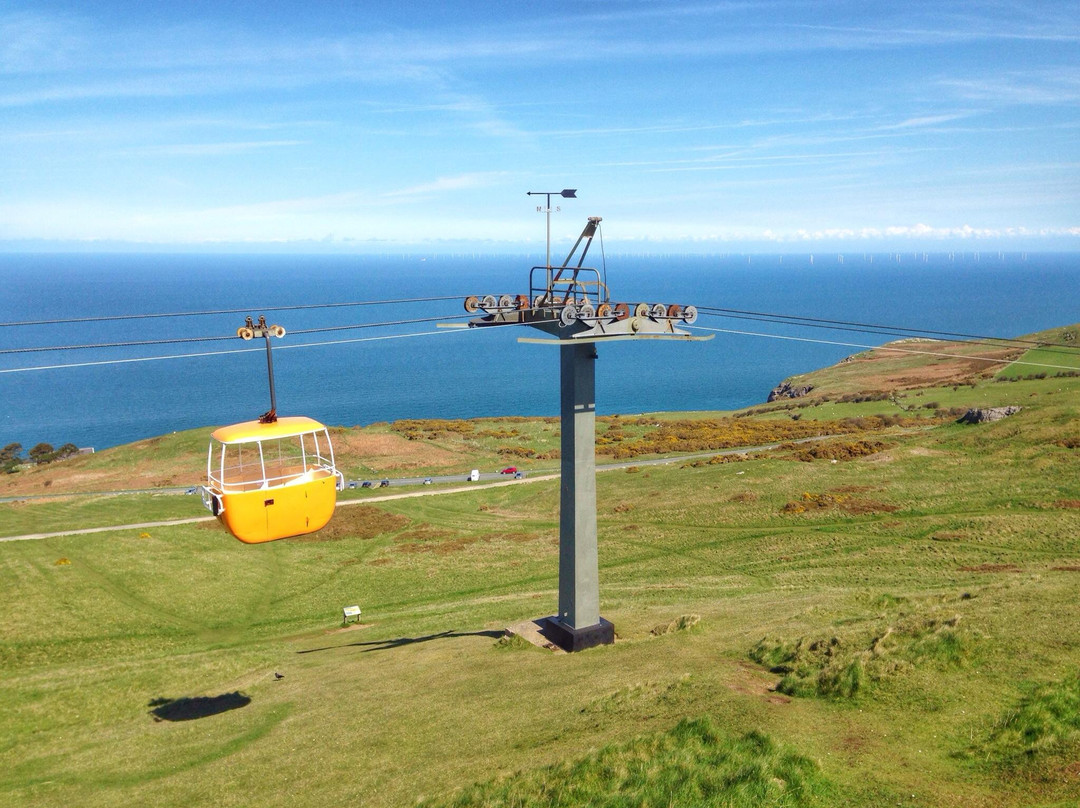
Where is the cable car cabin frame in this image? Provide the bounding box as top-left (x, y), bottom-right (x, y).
top-left (200, 416), bottom-right (345, 543)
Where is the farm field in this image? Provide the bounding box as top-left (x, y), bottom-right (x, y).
top-left (2, 326), bottom-right (1079, 807)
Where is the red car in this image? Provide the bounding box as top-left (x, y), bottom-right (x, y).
top-left (499, 467), bottom-right (517, 474)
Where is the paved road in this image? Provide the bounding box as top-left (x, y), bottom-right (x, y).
top-left (0, 443), bottom-right (790, 542)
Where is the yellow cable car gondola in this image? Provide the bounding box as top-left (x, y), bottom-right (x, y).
top-left (201, 416), bottom-right (343, 543)
top-left (199, 316), bottom-right (344, 543)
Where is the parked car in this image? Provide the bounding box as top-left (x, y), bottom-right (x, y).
top-left (423, 477), bottom-right (432, 485)
top-left (379, 479), bottom-right (390, 488)
top-left (514, 471), bottom-right (524, 479)
top-left (499, 467), bottom-right (517, 474)
top-left (347, 481), bottom-right (358, 489)
top-left (360, 480), bottom-right (373, 488)
top-left (468, 469), bottom-right (480, 481)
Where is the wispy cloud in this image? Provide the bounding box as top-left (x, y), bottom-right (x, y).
top-left (120, 140), bottom-right (305, 157)
top-left (0, 10), bottom-right (86, 73)
top-left (382, 172), bottom-right (508, 199)
top-left (876, 113), bottom-right (976, 131)
top-left (2, 3), bottom-right (1077, 248)
top-left (940, 70), bottom-right (1080, 105)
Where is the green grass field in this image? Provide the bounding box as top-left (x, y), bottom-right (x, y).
top-left (3, 331), bottom-right (1080, 808)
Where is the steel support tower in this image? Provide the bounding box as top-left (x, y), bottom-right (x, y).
top-left (460, 210), bottom-right (710, 651)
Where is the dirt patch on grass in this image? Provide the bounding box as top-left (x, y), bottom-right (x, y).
top-left (328, 622), bottom-right (372, 634)
top-left (494, 531), bottom-right (544, 544)
top-left (287, 505), bottom-right (410, 542)
top-left (854, 344), bottom-right (1022, 389)
top-left (332, 430), bottom-right (459, 470)
top-left (393, 526), bottom-right (463, 553)
top-left (958, 563), bottom-right (1022, 573)
top-left (393, 526), bottom-right (542, 554)
top-left (0, 452), bottom-right (199, 496)
top-left (727, 660), bottom-right (789, 703)
top-left (1051, 565), bottom-right (1080, 572)
top-left (1053, 500), bottom-right (1080, 509)
top-left (1060, 761), bottom-right (1080, 782)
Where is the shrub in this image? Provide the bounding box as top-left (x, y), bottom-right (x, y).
top-left (420, 716), bottom-right (837, 807)
top-left (750, 614), bottom-right (970, 700)
top-left (497, 446), bottom-right (537, 458)
top-left (651, 614), bottom-right (701, 636)
top-left (977, 672), bottom-right (1080, 777)
top-left (788, 440), bottom-right (892, 463)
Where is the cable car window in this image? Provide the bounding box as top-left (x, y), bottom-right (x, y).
top-left (263, 436), bottom-right (306, 484)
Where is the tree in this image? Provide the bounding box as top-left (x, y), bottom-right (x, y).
top-left (1, 443), bottom-right (21, 473)
top-left (28, 443), bottom-right (55, 464)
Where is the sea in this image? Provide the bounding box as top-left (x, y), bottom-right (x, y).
top-left (1, 251), bottom-right (1078, 452)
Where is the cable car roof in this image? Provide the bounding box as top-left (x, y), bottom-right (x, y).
top-left (210, 416), bottom-right (329, 444)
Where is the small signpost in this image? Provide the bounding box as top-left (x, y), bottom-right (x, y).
top-left (342, 605), bottom-right (362, 625)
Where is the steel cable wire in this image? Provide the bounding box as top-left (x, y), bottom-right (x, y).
top-left (0, 294), bottom-right (471, 328)
top-left (689, 319), bottom-right (1080, 373)
top-left (0, 312), bottom-right (475, 355)
top-left (696, 306), bottom-right (1080, 353)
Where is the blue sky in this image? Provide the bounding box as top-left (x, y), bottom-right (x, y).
top-left (2, 1), bottom-right (1079, 252)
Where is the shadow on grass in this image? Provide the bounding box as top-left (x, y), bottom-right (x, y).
top-left (297, 629), bottom-right (505, 655)
top-left (148, 691), bottom-right (252, 722)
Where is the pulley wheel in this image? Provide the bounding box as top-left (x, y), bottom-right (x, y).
top-left (578, 303), bottom-right (595, 320)
top-left (560, 304), bottom-right (578, 326)
top-left (597, 303), bottom-right (613, 318)
top-left (613, 302), bottom-right (630, 321)
top-left (682, 305), bottom-right (698, 324)
top-left (498, 294), bottom-right (514, 308)
top-left (666, 304), bottom-right (683, 319)
top-left (480, 294), bottom-right (497, 310)
top-left (464, 295), bottom-right (479, 313)
top-left (515, 294), bottom-right (530, 310)
top-left (634, 302), bottom-right (650, 318)
top-left (650, 303), bottom-right (667, 319)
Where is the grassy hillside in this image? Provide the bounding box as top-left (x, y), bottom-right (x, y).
top-left (2, 326), bottom-right (1079, 807)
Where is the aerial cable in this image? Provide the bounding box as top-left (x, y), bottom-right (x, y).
top-left (2, 333), bottom-right (236, 355)
top-left (0, 294), bottom-right (469, 329)
top-left (0, 327), bottom-right (473, 375)
top-left (688, 323), bottom-right (1080, 373)
top-left (0, 312), bottom-right (473, 355)
top-left (288, 313), bottom-right (471, 337)
top-left (696, 306), bottom-right (1077, 352)
top-left (695, 309), bottom-right (1080, 359)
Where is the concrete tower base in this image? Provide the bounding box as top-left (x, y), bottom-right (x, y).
top-left (539, 616), bottom-right (615, 652)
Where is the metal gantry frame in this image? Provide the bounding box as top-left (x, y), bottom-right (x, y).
top-left (460, 198), bottom-right (712, 651)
